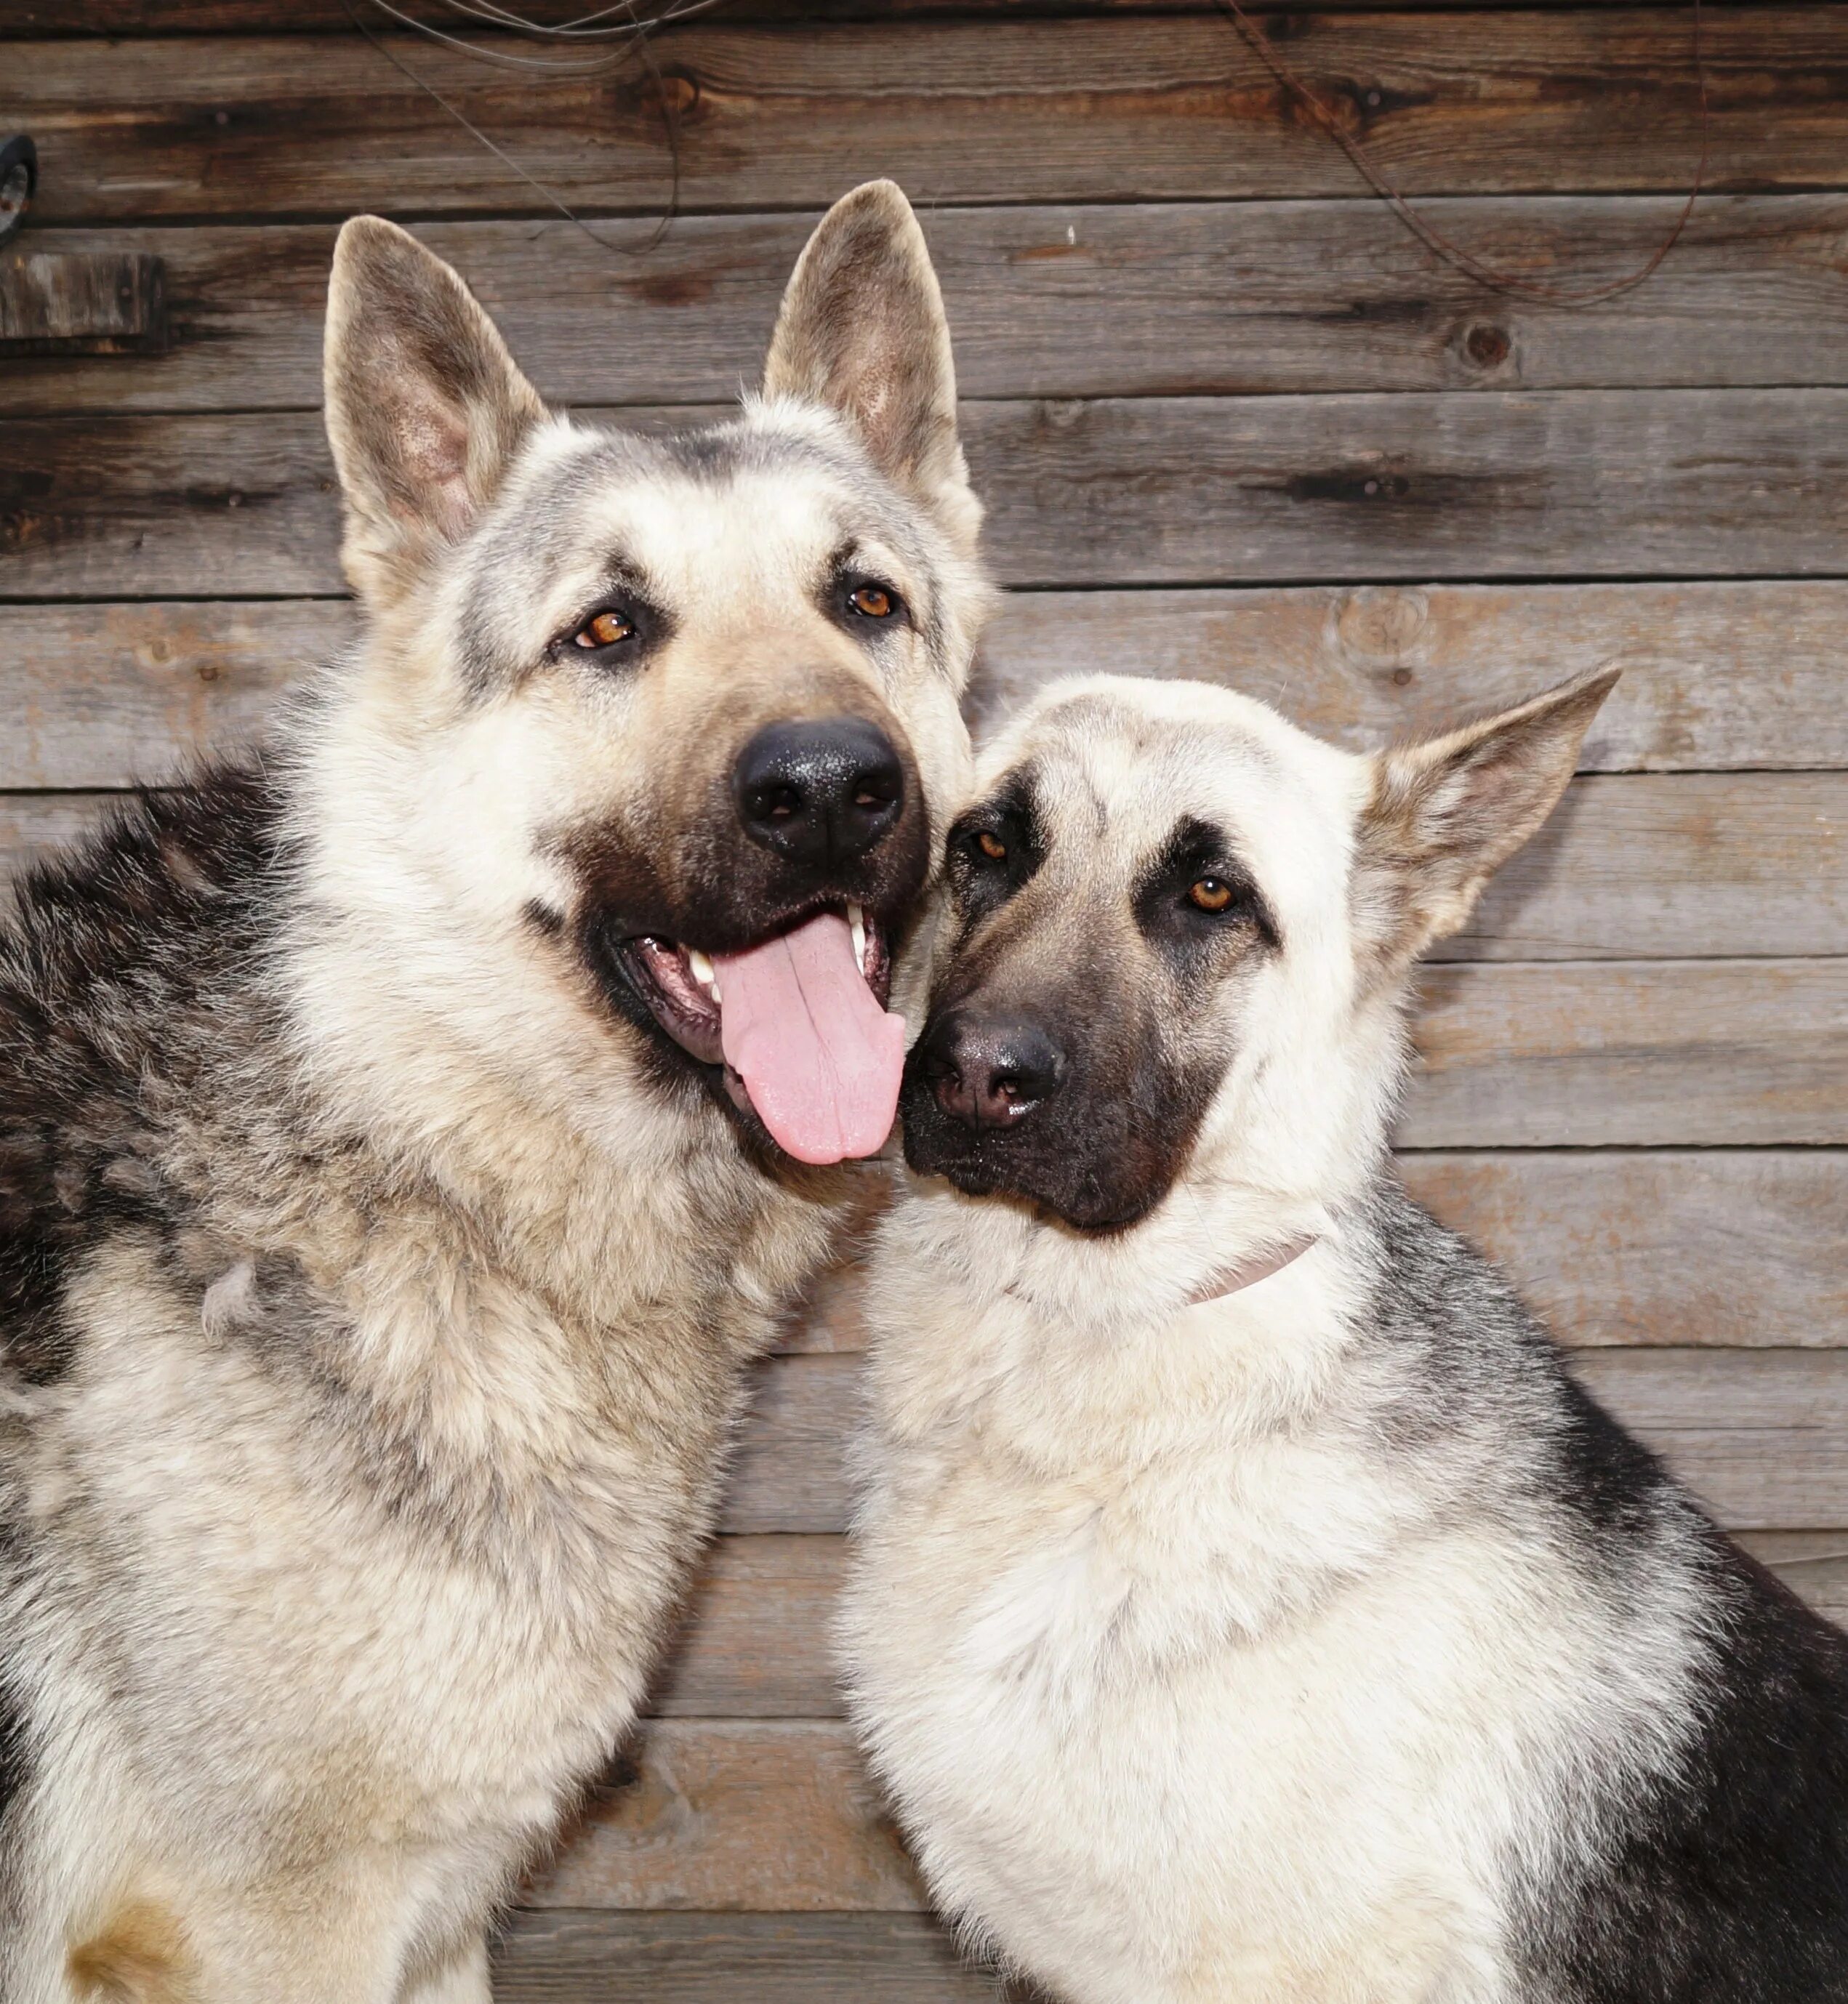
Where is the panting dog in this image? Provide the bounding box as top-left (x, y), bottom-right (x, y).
top-left (0, 182), bottom-right (989, 2000)
top-left (843, 672), bottom-right (1848, 2003)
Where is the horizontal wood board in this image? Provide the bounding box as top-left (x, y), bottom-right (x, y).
top-left (781, 1151), bottom-right (1848, 1357)
top-left (20, 391), bottom-right (1848, 596)
top-left (19, 197), bottom-right (1848, 417)
top-left (0, 14), bottom-right (1782, 223)
top-left (491, 1910), bottom-right (1011, 2003)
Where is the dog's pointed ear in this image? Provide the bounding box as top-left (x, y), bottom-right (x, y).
top-left (1354, 668), bottom-right (1620, 973)
top-left (324, 216), bottom-right (547, 608)
top-left (763, 180), bottom-right (979, 555)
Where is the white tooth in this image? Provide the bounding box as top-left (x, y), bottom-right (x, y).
top-left (848, 903), bottom-right (867, 974)
top-left (688, 949), bottom-right (720, 1001)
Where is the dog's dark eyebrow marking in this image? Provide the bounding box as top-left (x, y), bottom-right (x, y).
top-left (945, 762), bottom-right (1047, 923)
top-left (1133, 815), bottom-right (1280, 949)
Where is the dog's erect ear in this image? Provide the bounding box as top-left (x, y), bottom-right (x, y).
top-left (1354, 668), bottom-right (1620, 973)
top-left (324, 216), bottom-right (546, 608)
top-left (763, 180), bottom-right (979, 554)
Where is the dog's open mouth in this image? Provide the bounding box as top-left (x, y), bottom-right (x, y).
top-left (615, 904), bottom-right (904, 1165)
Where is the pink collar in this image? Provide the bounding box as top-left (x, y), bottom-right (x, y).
top-left (1187, 1234), bottom-right (1318, 1307)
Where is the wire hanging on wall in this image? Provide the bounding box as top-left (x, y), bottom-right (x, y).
top-left (1212, 0), bottom-right (1709, 307)
top-left (340, 0), bottom-right (730, 257)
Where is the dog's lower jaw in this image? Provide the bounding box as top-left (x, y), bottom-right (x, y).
top-left (583, 905), bottom-right (901, 1164)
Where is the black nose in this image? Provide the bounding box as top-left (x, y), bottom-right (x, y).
top-left (921, 1011), bottom-right (1067, 1132)
top-left (733, 717), bottom-right (905, 871)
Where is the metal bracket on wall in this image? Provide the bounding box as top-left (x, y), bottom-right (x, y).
top-left (0, 137), bottom-right (169, 355)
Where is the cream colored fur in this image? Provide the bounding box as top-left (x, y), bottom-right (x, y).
top-left (839, 672), bottom-right (1719, 2004)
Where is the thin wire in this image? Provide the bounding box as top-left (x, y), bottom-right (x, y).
top-left (419, 0), bottom-right (723, 41)
top-left (341, 0), bottom-right (689, 257)
top-left (351, 0), bottom-right (701, 72)
top-left (1212, 0), bottom-right (1709, 307)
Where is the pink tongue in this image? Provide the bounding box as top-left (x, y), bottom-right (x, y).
top-left (713, 912), bottom-right (907, 1164)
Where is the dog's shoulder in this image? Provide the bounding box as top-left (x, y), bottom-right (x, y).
top-left (0, 762), bottom-right (285, 1387)
top-left (1357, 1174), bottom-right (1682, 1529)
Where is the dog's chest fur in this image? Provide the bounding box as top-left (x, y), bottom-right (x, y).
top-left (43, 1167), bottom-right (807, 1849)
top-left (843, 1213), bottom-right (1698, 2004)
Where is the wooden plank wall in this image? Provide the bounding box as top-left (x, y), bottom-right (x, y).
top-left (4, 3), bottom-right (1847, 1996)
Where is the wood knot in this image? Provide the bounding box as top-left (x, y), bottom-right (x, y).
top-left (1461, 321), bottom-right (1512, 371)
top-left (1334, 587), bottom-right (1430, 669)
top-left (651, 71), bottom-right (699, 118)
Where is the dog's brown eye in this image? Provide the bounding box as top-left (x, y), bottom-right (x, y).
top-left (849, 584), bottom-right (895, 619)
top-left (976, 831), bottom-right (1008, 861)
top-left (575, 610), bottom-right (634, 649)
top-left (1189, 877), bottom-right (1234, 913)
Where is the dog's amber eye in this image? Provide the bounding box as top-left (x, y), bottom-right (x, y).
top-left (976, 831), bottom-right (1008, 861)
top-left (848, 584), bottom-right (895, 619)
top-left (1189, 877), bottom-right (1235, 913)
top-left (575, 609), bottom-right (635, 649)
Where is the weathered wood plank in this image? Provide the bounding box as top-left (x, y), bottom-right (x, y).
top-left (724, 1357), bottom-right (858, 1538)
top-left (971, 582), bottom-right (1848, 772)
top-left (1404, 959), bottom-right (1848, 1148)
top-left (493, 1910), bottom-right (1005, 2004)
top-left (0, 792), bottom-right (129, 872)
top-left (0, 605), bottom-right (307, 789)
top-left (15, 390), bottom-right (1848, 597)
top-left (530, 1723), bottom-right (919, 1912)
top-left (8, 581), bottom-right (1848, 780)
top-left (650, 1537), bottom-right (844, 1721)
top-left (1397, 1152), bottom-right (1848, 1351)
top-left (725, 1348), bottom-right (1848, 1535)
top-left (1446, 773), bottom-right (1848, 962)
top-left (1573, 1349), bottom-right (1848, 1527)
top-left (0, 249), bottom-right (166, 355)
top-left (783, 1152), bottom-right (1848, 1359)
top-left (4, 13), bottom-right (1792, 226)
top-left (967, 390), bottom-right (1848, 587)
top-left (1739, 1532), bottom-right (1848, 1626)
top-left (18, 196), bottom-right (1848, 416)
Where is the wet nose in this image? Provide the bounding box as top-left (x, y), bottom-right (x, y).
top-left (733, 717), bottom-right (905, 871)
top-left (921, 1012), bottom-right (1067, 1132)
